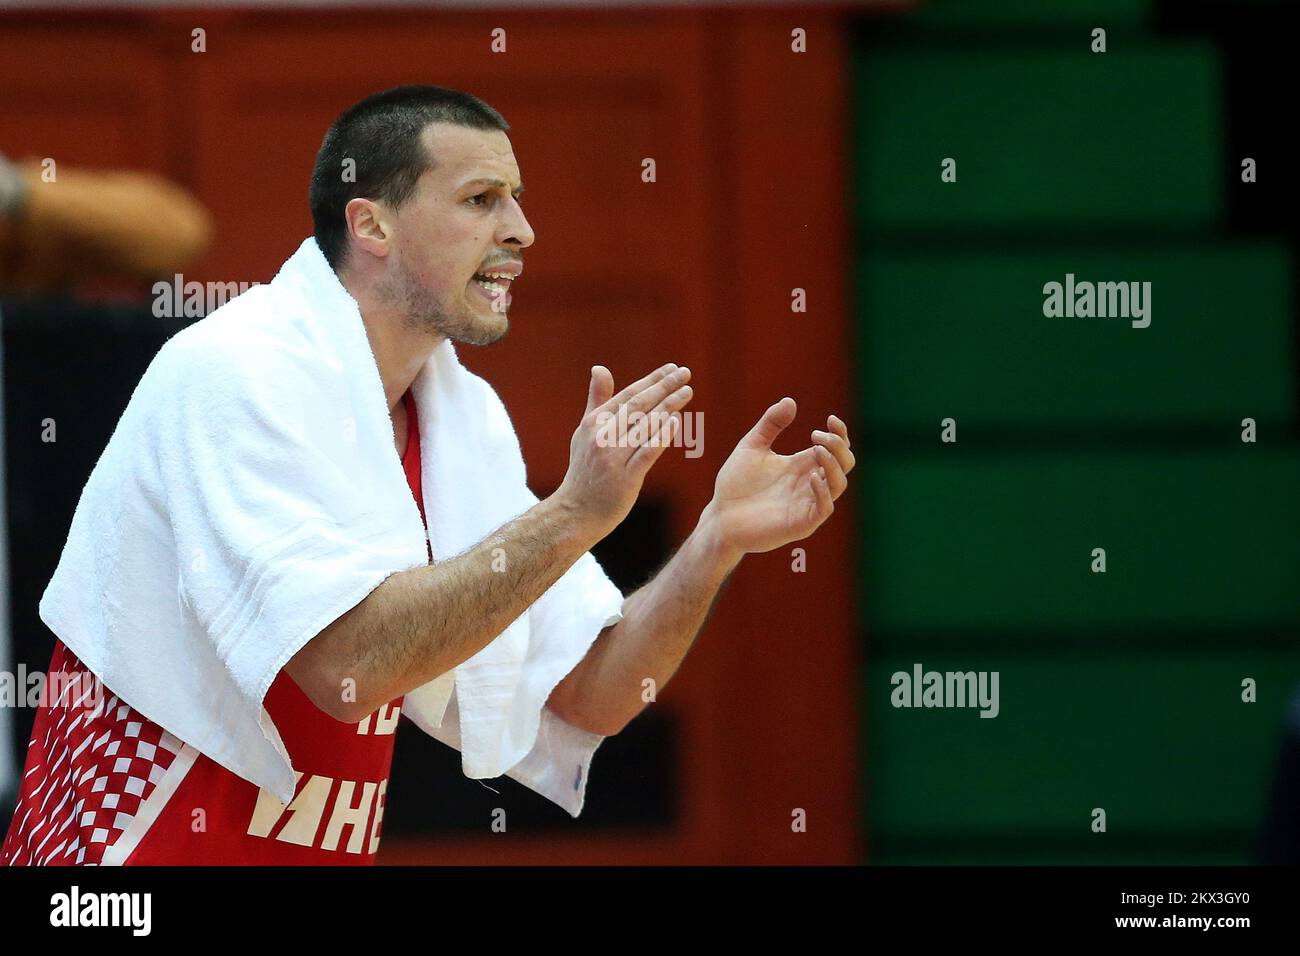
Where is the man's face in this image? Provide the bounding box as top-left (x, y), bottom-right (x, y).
top-left (380, 122), bottom-right (533, 346)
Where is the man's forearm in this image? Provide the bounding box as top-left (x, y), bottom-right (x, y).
top-left (303, 494), bottom-right (598, 718)
top-left (549, 505), bottom-right (743, 735)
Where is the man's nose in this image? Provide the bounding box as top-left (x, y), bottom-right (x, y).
top-left (499, 197), bottom-right (535, 248)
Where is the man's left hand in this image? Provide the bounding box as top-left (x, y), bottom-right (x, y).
top-left (701, 397), bottom-right (854, 559)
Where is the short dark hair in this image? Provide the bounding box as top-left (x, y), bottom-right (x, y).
top-left (309, 85), bottom-right (509, 271)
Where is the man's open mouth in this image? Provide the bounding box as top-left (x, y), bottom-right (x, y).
top-left (472, 272), bottom-right (513, 295)
top-left (470, 271), bottom-right (515, 309)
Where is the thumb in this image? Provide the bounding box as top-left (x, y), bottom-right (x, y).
top-left (586, 365), bottom-right (614, 414)
top-left (742, 397), bottom-right (797, 451)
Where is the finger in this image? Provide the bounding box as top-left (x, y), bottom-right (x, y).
top-left (600, 363), bottom-right (679, 414)
top-left (623, 364), bottom-right (691, 416)
top-left (586, 365), bottom-right (614, 415)
top-left (827, 414), bottom-right (851, 449)
top-left (627, 378), bottom-right (691, 450)
top-left (812, 429), bottom-right (856, 478)
top-left (629, 410), bottom-right (680, 472)
top-left (624, 382), bottom-right (693, 461)
top-left (741, 396), bottom-right (796, 451)
top-left (813, 444), bottom-right (848, 499)
top-left (811, 467), bottom-right (834, 521)
top-left (646, 379), bottom-right (694, 424)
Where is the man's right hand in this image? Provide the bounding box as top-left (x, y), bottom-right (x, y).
top-left (553, 362), bottom-right (694, 541)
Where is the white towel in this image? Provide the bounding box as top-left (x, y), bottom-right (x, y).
top-left (38, 236), bottom-right (625, 817)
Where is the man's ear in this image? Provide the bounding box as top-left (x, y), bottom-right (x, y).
top-left (345, 197), bottom-right (392, 260)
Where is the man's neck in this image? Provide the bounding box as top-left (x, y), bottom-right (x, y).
top-left (339, 270), bottom-right (444, 412)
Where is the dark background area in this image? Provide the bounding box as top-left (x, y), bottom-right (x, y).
top-left (852, 0), bottom-right (1299, 863)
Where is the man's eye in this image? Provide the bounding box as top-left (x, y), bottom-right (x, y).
top-left (467, 192), bottom-right (521, 207)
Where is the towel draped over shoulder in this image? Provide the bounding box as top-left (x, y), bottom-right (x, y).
top-left (38, 237), bottom-right (625, 816)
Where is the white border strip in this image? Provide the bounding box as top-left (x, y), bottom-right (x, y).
top-left (100, 743), bottom-right (198, 866)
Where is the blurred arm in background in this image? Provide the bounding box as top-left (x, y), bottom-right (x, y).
top-left (0, 151), bottom-right (213, 294)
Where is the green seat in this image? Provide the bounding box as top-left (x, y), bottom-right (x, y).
top-left (866, 649), bottom-right (1300, 863)
top-left (854, 245), bottom-right (1295, 430)
top-left (852, 42), bottom-right (1222, 231)
top-left (862, 449), bottom-right (1300, 634)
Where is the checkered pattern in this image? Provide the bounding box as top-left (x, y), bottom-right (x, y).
top-left (1, 642), bottom-right (183, 866)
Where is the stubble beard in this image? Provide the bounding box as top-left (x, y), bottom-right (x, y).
top-left (386, 258), bottom-right (509, 347)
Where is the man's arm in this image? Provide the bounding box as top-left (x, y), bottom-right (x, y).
top-left (546, 503), bottom-right (741, 735)
top-left (0, 153), bottom-right (213, 293)
top-left (288, 494), bottom-right (597, 722)
top-left (287, 362), bottom-right (694, 723)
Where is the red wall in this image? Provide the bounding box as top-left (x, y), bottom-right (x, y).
top-left (0, 5), bottom-right (861, 864)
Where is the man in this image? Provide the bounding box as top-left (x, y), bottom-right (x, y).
top-left (1, 85), bottom-right (853, 865)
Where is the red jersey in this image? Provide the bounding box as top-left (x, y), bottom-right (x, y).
top-left (2, 389), bottom-right (427, 866)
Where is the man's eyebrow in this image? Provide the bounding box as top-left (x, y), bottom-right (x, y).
top-left (459, 177), bottom-right (524, 196)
